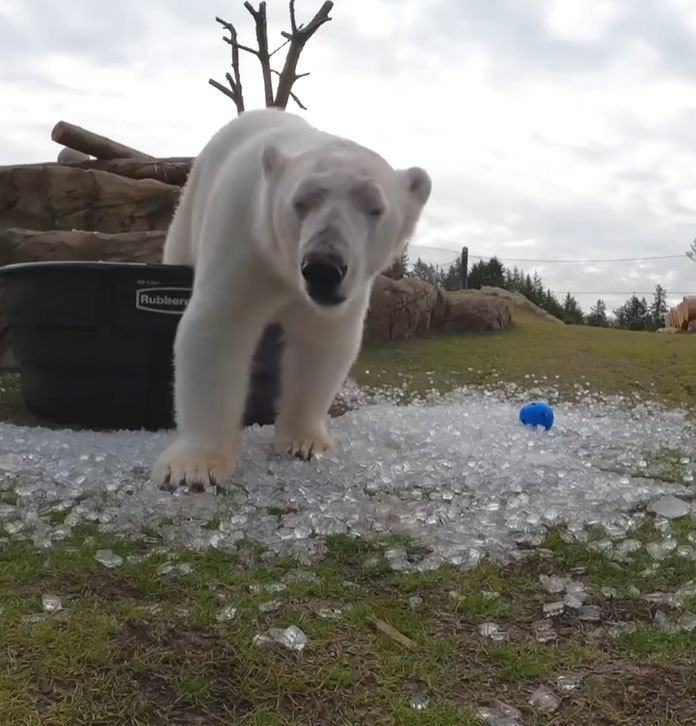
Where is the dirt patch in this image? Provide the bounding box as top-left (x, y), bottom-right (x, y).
top-left (569, 659), bottom-right (696, 725)
top-left (112, 619), bottom-right (251, 725)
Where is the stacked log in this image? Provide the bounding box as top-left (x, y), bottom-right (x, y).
top-left (664, 296), bottom-right (696, 332)
top-left (51, 121), bottom-right (155, 161)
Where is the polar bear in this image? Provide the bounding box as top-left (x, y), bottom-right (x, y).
top-left (153, 107), bottom-right (431, 487)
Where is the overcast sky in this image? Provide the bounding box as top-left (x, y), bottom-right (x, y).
top-left (1, 0), bottom-right (695, 312)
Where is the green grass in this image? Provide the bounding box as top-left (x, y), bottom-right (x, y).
top-left (2, 525), bottom-right (696, 724)
top-left (353, 300), bottom-right (696, 408)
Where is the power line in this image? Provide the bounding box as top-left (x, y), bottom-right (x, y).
top-left (471, 254), bottom-right (685, 263)
top-left (410, 244), bottom-right (460, 254)
top-left (432, 257), bottom-right (459, 267)
top-left (408, 245), bottom-right (686, 264)
top-left (551, 291), bottom-right (693, 296)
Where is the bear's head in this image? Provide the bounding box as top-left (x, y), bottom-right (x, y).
top-left (261, 140), bottom-right (431, 311)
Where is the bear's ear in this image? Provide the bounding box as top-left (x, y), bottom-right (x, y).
top-left (261, 144), bottom-right (288, 179)
top-left (401, 167), bottom-right (432, 206)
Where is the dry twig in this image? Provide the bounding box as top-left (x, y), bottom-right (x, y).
top-left (209, 16), bottom-right (245, 113)
top-left (209, 1), bottom-right (333, 113)
top-left (369, 617), bottom-right (418, 651)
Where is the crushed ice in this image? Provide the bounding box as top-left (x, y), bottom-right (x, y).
top-left (0, 386), bottom-right (694, 565)
top-left (529, 685), bottom-right (561, 713)
top-left (254, 624), bottom-right (308, 651)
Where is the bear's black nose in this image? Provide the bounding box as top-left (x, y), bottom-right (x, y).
top-left (301, 251), bottom-right (347, 306)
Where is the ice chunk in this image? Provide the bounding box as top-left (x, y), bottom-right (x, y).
top-left (216, 605), bottom-right (237, 622)
top-left (268, 625), bottom-right (308, 651)
top-left (577, 604), bottom-right (601, 621)
top-left (676, 613), bottom-right (696, 632)
top-left (539, 574), bottom-right (567, 594)
top-left (282, 569), bottom-right (320, 584)
top-left (258, 599), bottom-right (282, 613)
top-left (156, 562), bottom-right (193, 576)
top-left (556, 673), bottom-right (583, 692)
top-left (479, 622), bottom-right (506, 641)
top-left (543, 601), bottom-right (565, 617)
top-left (94, 549), bottom-right (123, 569)
top-left (477, 701), bottom-right (522, 725)
top-left (647, 495), bottom-right (690, 519)
top-left (646, 538), bottom-right (678, 560)
top-left (41, 594), bottom-right (62, 614)
top-left (250, 583), bottom-right (287, 594)
top-left (532, 620), bottom-right (557, 643)
top-left (529, 685), bottom-right (560, 713)
top-left (317, 607), bottom-right (343, 620)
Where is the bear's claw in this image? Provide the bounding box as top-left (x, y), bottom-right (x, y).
top-left (274, 431), bottom-right (335, 461)
top-left (152, 440), bottom-right (236, 488)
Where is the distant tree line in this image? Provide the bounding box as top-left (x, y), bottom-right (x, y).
top-left (408, 252), bottom-right (669, 330)
top-left (609, 285), bottom-right (667, 331)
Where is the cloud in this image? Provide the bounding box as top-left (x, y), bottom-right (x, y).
top-left (0, 0), bottom-right (694, 312)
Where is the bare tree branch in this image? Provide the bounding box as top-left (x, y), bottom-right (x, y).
top-left (271, 69), bottom-right (307, 110)
top-left (288, 90), bottom-right (307, 110)
top-left (269, 37), bottom-right (291, 58)
top-left (224, 36), bottom-right (259, 56)
top-left (274, 1), bottom-right (333, 109)
top-left (687, 238), bottom-right (696, 262)
top-left (211, 1), bottom-right (333, 113)
top-left (288, 0), bottom-right (299, 34)
top-left (208, 78), bottom-right (237, 102)
top-left (243, 2), bottom-right (274, 107)
top-left (211, 15), bottom-right (245, 113)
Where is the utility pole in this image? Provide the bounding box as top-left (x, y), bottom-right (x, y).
top-left (460, 246), bottom-right (468, 290)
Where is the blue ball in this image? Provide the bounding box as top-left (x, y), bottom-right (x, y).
top-left (519, 401), bottom-right (554, 430)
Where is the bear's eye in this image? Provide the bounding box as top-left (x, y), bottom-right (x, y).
top-left (368, 207), bottom-right (384, 218)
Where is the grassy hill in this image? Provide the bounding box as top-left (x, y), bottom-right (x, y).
top-left (355, 295), bottom-right (696, 409)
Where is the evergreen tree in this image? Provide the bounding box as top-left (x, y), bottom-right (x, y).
top-left (649, 284), bottom-right (668, 330)
top-left (440, 257), bottom-right (463, 291)
top-left (411, 257), bottom-right (440, 286)
top-left (562, 293), bottom-right (585, 324)
top-left (467, 260), bottom-right (487, 289)
top-left (614, 295), bottom-right (650, 330)
top-left (520, 273), bottom-right (534, 301)
top-left (530, 272), bottom-right (545, 306)
top-left (484, 256), bottom-right (506, 288)
top-left (467, 256), bottom-right (505, 290)
top-left (384, 245), bottom-right (409, 280)
top-left (541, 289), bottom-right (565, 320)
top-left (586, 299), bottom-right (609, 327)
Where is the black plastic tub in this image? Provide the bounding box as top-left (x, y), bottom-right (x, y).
top-left (0, 261), bottom-right (283, 431)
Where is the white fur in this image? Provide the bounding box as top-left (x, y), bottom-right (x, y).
top-left (153, 108), bottom-right (431, 487)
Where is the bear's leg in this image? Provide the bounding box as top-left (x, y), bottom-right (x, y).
top-left (273, 297), bottom-right (368, 460)
top-left (152, 285), bottom-right (277, 487)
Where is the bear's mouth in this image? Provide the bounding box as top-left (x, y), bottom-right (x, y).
top-left (306, 289), bottom-right (347, 307)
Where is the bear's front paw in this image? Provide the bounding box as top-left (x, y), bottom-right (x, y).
top-left (152, 439), bottom-right (236, 489)
top-left (274, 428), bottom-right (336, 461)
